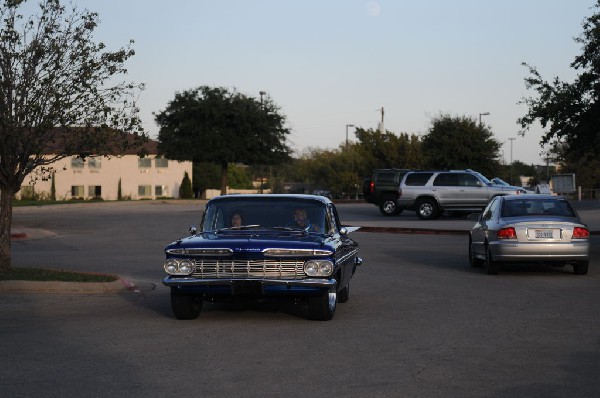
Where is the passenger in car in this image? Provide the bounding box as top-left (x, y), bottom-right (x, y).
top-left (230, 211), bottom-right (244, 227)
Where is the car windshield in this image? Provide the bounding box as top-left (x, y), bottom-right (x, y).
top-left (491, 177), bottom-right (509, 186)
top-left (201, 197), bottom-right (328, 233)
top-left (501, 198), bottom-right (577, 217)
top-left (471, 171), bottom-right (492, 185)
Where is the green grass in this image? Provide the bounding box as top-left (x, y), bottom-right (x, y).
top-left (0, 267), bottom-right (118, 282)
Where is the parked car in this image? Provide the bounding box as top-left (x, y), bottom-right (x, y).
top-left (363, 168), bottom-right (411, 216)
top-left (469, 194), bottom-right (590, 275)
top-left (491, 177), bottom-right (510, 186)
top-left (311, 189), bottom-right (332, 200)
top-left (162, 194), bottom-right (362, 321)
top-left (397, 169), bottom-right (527, 220)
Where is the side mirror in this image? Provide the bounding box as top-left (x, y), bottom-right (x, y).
top-left (468, 213), bottom-right (481, 221)
top-left (339, 227), bottom-right (348, 236)
top-left (189, 225), bottom-right (197, 235)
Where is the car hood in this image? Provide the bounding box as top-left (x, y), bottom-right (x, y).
top-left (165, 231), bottom-right (333, 253)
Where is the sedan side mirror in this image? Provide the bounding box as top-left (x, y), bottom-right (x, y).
top-left (468, 213), bottom-right (481, 221)
top-left (189, 225), bottom-right (197, 235)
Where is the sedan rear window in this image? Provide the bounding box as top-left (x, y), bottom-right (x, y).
top-left (501, 199), bottom-right (576, 217)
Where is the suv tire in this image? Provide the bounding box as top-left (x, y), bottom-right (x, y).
top-left (415, 198), bottom-right (439, 220)
top-left (379, 195), bottom-right (402, 216)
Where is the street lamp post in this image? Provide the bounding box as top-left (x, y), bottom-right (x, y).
top-left (345, 124), bottom-right (355, 149)
top-left (259, 91), bottom-right (266, 106)
top-left (479, 112), bottom-right (490, 126)
top-left (259, 90), bottom-right (267, 193)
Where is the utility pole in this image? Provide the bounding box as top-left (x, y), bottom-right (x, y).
top-left (508, 137), bottom-right (516, 185)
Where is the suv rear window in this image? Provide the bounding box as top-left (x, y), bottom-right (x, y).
top-left (375, 171), bottom-right (397, 184)
top-left (404, 173), bottom-right (433, 186)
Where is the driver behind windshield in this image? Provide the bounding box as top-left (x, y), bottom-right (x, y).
top-left (287, 208), bottom-right (320, 232)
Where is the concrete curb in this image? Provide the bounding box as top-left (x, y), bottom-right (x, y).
top-left (358, 226), bottom-right (468, 235)
top-left (0, 278), bottom-right (136, 294)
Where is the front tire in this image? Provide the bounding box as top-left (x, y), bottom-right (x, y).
top-left (171, 290), bottom-right (203, 320)
top-left (415, 198), bottom-right (439, 220)
top-left (469, 237), bottom-right (484, 268)
top-left (379, 196), bottom-right (402, 216)
top-left (308, 289), bottom-right (337, 321)
top-left (338, 283), bottom-right (350, 303)
top-left (573, 261), bottom-right (589, 275)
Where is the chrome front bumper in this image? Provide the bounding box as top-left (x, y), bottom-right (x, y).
top-left (163, 276), bottom-right (336, 296)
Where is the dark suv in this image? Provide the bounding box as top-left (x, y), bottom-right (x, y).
top-left (397, 169), bottom-right (527, 220)
top-left (363, 169), bottom-right (411, 216)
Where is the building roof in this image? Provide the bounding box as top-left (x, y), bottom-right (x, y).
top-left (42, 128), bottom-right (157, 156)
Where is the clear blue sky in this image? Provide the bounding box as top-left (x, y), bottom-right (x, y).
top-left (72, 0), bottom-right (594, 165)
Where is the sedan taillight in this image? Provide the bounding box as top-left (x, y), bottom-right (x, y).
top-left (572, 227), bottom-right (589, 239)
top-left (497, 227), bottom-right (516, 239)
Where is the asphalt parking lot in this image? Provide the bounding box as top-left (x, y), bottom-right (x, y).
top-left (2, 200), bottom-right (600, 397)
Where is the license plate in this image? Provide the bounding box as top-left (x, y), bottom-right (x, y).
top-left (534, 229), bottom-right (554, 239)
top-left (231, 280), bottom-right (262, 295)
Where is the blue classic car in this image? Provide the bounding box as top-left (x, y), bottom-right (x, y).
top-left (162, 194), bottom-right (362, 321)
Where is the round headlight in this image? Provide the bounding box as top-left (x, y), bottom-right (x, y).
top-left (164, 259), bottom-right (178, 274)
top-left (304, 261), bottom-right (319, 276)
top-left (304, 260), bottom-right (333, 276)
top-left (179, 259), bottom-right (194, 275)
top-left (318, 261), bottom-right (333, 276)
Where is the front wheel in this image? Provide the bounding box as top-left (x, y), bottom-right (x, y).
top-left (308, 289), bottom-right (337, 321)
top-left (469, 237), bottom-right (484, 268)
top-left (338, 283), bottom-right (350, 303)
top-left (379, 196), bottom-right (402, 216)
top-left (171, 290), bottom-right (203, 320)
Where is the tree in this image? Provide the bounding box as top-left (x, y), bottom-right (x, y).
top-left (155, 86), bottom-right (291, 194)
top-left (421, 114), bottom-right (501, 176)
top-left (519, 1), bottom-right (600, 188)
top-left (0, 1), bottom-right (145, 271)
top-left (179, 171), bottom-right (193, 199)
top-left (354, 128), bottom-right (424, 173)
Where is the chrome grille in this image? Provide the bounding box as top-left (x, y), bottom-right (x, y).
top-left (192, 259), bottom-right (306, 279)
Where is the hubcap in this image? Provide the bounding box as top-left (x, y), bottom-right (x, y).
top-left (420, 204), bottom-right (433, 217)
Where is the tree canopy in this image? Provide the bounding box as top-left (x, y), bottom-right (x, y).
top-left (0, 0), bottom-right (145, 271)
top-left (155, 86), bottom-right (291, 194)
top-left (519, 0), bottom-right (600, 187)
top-left (421, 114), bottom-right (502, 176)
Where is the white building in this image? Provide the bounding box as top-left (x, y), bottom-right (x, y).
top-left (17, 139), bottom-right (192, 201)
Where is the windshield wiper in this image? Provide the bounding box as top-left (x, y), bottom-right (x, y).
top-left (215, 225), bottom-right (262, 233)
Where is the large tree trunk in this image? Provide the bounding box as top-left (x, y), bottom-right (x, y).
top-left (220, 162), bottom-right (228, 195)
top-left (0, 187), bottom-right (14, 272)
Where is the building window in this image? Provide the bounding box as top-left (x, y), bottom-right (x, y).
top-left (88, 185), bottom-right (102, 198)
top-left (71, 185), bottom-right (84, 199)
top-left (155, 157), bottom-right (168, 168)
top-left (71, 157), bottom-right (84, 169)
top-left (155, 185), bottom-right (169, 197)
top-left (88, 157), bottom-right (102, 169)
top-left (138, 157), bottom-right (151, 168)
top-left (138, 185), bottom-right (152, 197)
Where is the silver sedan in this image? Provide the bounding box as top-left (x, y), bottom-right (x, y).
top-left (469, 194), bottom-right (590, 275)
